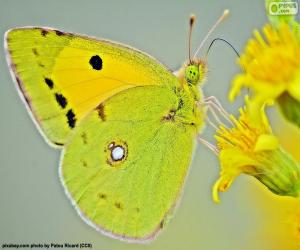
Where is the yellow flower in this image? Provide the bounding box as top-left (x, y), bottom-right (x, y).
top-left (284, 200), bottom-right (300, 247)
top-left (247, 183), bottom-right (300, 249)
top-left (213, 103), bottom-right (300, 203)
top-left (229, 23), bottom-right (300, 124)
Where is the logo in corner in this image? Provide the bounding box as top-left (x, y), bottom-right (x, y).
top-left (269, 1), bottom-right (298, 15)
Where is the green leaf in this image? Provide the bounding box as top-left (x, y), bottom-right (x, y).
top-left (277, 92), bottom-right (300, 128)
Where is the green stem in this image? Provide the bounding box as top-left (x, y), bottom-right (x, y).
top-left (255, 148), bottom-right (300, 197)
top-left (278, 92), bottom-right (300, 128)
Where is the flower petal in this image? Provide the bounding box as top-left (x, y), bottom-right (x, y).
top-left (287, 72), bottom-right (300, 101)
top-left (254, 134), bottom-right (279, 152)
top-left (219, 148), bottom-right (257, 172)
top-left (229, 75), bottom-right (248, 102)
top-left (212, 176), bottom-right (235, 204)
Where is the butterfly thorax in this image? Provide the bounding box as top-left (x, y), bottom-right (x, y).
top-left (173, 59), bottom-right (207, 132)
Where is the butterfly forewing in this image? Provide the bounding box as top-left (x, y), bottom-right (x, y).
top-left (5, 27), bottom-right (177, 146)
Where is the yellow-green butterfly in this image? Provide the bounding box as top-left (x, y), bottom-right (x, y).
top-left (4, 10), bottom-right (228, 242)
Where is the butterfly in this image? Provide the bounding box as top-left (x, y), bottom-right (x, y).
top-left (4, 10), bottom-right (228, 242)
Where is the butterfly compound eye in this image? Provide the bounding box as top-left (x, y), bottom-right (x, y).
top-left (185, 65), bottom-right (200, 85)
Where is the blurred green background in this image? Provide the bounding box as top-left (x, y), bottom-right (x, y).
top-left (1, 0), bottom-right (299, 249)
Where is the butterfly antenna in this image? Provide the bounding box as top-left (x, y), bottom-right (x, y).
top-left (188, 14), bottom-right (196, 64)
top-left (193, 9), bottom-right (229, 59)
top-left (206, 38), bottom-right (240, 58)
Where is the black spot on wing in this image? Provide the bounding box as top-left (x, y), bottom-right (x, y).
top-left (66, 109), bottom-right (76, 128)
top-left (96, 103), bottom-right (106, 121)
top-left (162, 109), bottom-right (176, 122)
top-left (81, 159), bottom-right (88, 167)
top-left (98, 193), bottom-right (107, 199)
top-left (115, 202), bottom-right (123, 210)
top-left (54, 141), bottom-right (64, 146)
top-left (160, 220), bottom-right (165, 229)
top-left (44, 78), bottom-right (54, 89)
top-left (89, 55), bottom-right (102, 70)
top-left (178, 99), bottom-right (184, 109)
top-left (55, 30), bottom-right (64, 36)
top-left (41, 29), bottom-right (49, 36)
top-left (55, 93), bottom-right (67, 108)
top-left (81, 132), bottom-right (88, 144)
top-left (32, 48), bottom-right (39, 56)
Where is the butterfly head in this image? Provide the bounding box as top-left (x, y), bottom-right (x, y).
top-left (182, 10), bottom-right (229, 87)
top-left (184, 60), bottom-right (206, 86)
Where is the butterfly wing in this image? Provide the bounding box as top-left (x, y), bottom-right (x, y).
top-left (61, 85), bottom-right (198, 241)
top-left (5, 27), bottom-right (177, 146)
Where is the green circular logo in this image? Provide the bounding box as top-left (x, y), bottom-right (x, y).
top-left (271, 4), bottom-right (278, 13)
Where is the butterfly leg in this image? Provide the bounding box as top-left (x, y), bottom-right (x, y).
top-left (197, 96), bottom-right (232, 130)
top-left (195, 101), bottom-right (221, 155)
top-left (197, 135), bottom-right (219, 156)
top-left (203, 96), bottom-right (233, 125)
top-left (196, 96), bottom-right (232, 155)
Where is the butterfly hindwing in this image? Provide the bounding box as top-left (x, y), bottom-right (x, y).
top-left (5, 27), bottom-right (178, 146)
top-left (61, 85), bottom-right (197, 241)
